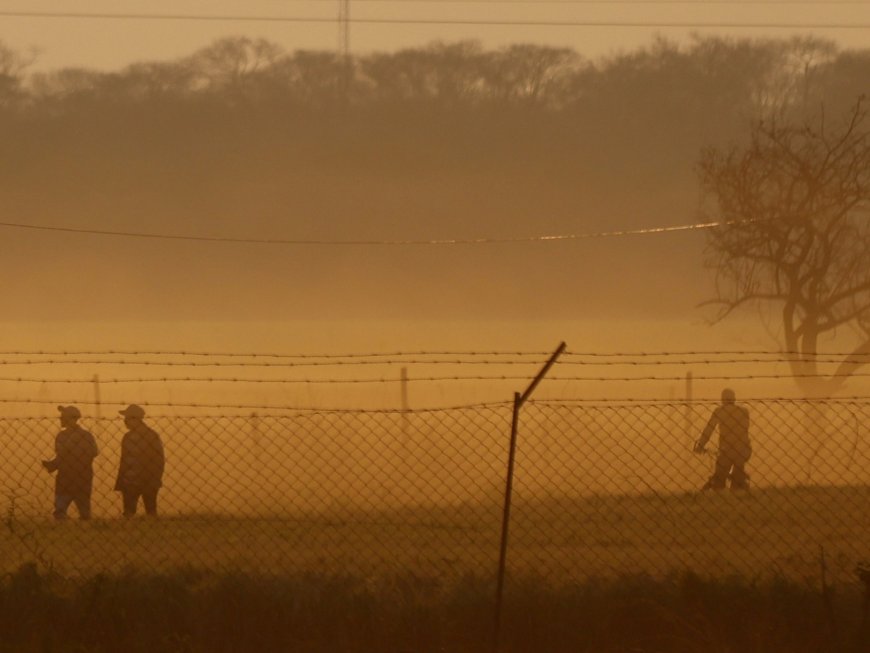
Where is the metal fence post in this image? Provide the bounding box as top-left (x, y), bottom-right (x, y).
top-left (493, 341), bottom-right (566, 653)
top-left (92, 374), bottom-right (101, 421)
top-left (685, 371), bottom-right (693, 449)
top-left (400, 366), bottom-right (410, 444)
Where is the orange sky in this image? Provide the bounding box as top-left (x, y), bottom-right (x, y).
top-left (2, 0), bottom-right (870, 406)
top-left (2, 0), bottom-right (870, 71)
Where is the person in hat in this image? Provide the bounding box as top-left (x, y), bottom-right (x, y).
top-left (693, 388), bottom-right (752, 491)
top-left (114, 404), bottom-right (165, 517)
top-left (42, 405), bottom-right (99, 520)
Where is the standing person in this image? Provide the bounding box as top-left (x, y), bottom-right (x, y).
top-left (42, 405), bottom-right (98, 520)
top-left (694, 388), bottom-right (752, 491)
top-left (114, 404), bottom-right (165, 517)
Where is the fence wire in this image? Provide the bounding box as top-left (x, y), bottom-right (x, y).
top-left (1, 399), bottom-right (869, 590)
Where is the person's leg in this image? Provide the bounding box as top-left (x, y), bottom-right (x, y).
top-left (707, 456), bottom-right (730, 490)
top-left (730, 462), bottom-right (749, 490)
top-left (73, 493), bottom-right (92, 520)
top-left (142, 489), bottom-right (158, 517)
top-left (122, 490), bottom-right (139, 517)
top-left (54, 494), bottom-right (73, 519)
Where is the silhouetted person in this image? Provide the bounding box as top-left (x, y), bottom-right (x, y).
top-left (114, 404), bottom-right (165, 517)
top-left (694, 388), bottom-right (752, 491)
top-left (42, 405), bottom-right (98, 520)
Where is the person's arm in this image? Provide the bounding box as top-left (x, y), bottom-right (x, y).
top-left (87, 432), bottom-right (98, 460)
top-left (142, 430), bottom-right (165, 486)
top-left (694, 410), bottom-right (718, 452)
top-left (42, 433), bottom-right (64, 472)
top-left (156, 436), bottom-right (165, 479)
top-left (114, 433), bottom-right (129, 490)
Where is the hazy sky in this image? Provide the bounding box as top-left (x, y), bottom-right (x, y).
top-left (3, 0), bottom-right (870, 379)
top-left (2, 0), bottom-right (870, 71)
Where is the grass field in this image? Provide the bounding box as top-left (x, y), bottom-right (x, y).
top-left (3, 485), bottom-right (870, 651)
top-left (3, 405), bottom-right (869, 651)
top-left (4, 485), bottom-right (870, 585)
top-left (0, 555), bottom-right (867, 652)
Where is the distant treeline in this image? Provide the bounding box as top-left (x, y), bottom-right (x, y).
top-left (0, 35), bottom-right (867, 319)
top-left (1, 35), bottom-right (868, 158)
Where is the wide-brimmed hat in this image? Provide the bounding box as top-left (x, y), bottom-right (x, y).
top-left (119, 404), bottom-right (146, 419)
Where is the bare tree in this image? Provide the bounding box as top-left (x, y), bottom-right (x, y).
top-left (698, 98), bottom-right (870, 395)
top-left (267, 50), bottom-right (347, 111)
top-left (360, 41), bottom-right (487, 108)
top-left (185, 37), bottom-right (284, 99)
top-left (0, 40), bottom-right (35, 108)
top-left (482, 44), bottom-right (580, 109)
top-left (746, 36), bottom-right (836, 120)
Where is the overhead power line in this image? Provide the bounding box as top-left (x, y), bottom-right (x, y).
top-left (0, 11), bottom-right (869, 29)
top-left (225, 1), bottom-right (870, 4)
top-left (0, 217), bottom-right (772, 246)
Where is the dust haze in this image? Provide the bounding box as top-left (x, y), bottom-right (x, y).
top-left (4, 25), bottom-right (870, 653)
top-left (1, 34), bottom-right (869, 408)
top-left (6, 35), bottom-right (853, 322)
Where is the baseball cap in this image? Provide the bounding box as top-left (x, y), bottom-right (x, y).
top-left (57, 405), bottom-right (81, 419)
top-left (119, 404), bottom-right (146, 419)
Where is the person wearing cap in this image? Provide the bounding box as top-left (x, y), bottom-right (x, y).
top-left (114, 404), bottom-right (165, 517)
top-left (694, 388), bottom-right (752, 491)
top-left (42, 405), bottom-right (99, 520)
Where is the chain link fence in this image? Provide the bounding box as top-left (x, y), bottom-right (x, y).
top-left (1, 399), bottom-right (869, 588)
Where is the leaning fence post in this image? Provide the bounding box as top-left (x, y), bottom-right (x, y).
top-left (493, 341), bottom-right (566, 653)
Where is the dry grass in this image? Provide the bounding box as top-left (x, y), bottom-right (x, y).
top-left (0, 563), bottom-right (867, 653)
top-left (2, 485), bottom-right (870, 651)
top-left (4, 485), bottom-right (870, 585)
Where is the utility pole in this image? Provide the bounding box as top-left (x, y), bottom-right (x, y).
top-left (685, 371), bottom-right (694, 449)
top-left (338, 0), bottom-right (351, 104)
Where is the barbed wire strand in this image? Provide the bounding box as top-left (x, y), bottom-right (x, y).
top-left (0, 375), bottom-right (534, 384)
top-left (1, 356), bottom-right (869, 368)
top-left (2, 371), bottom-right (870, 384)
top-left (565, 350), bottom-right (870, 359)
top-left (1, 348), bottom-right (868, 360)
top-left (552, 372), bottom-right (870, 381)
top-left (533, 396), bottom-right (870, 404)
top-left (0, 396), bottom-right (868, 413)
top-left (0, 397), bottom-right (512, 414)
top-left (0, 357), bottom-right (587, 368)
top-left (0, 349), bottom-right (551, 359)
